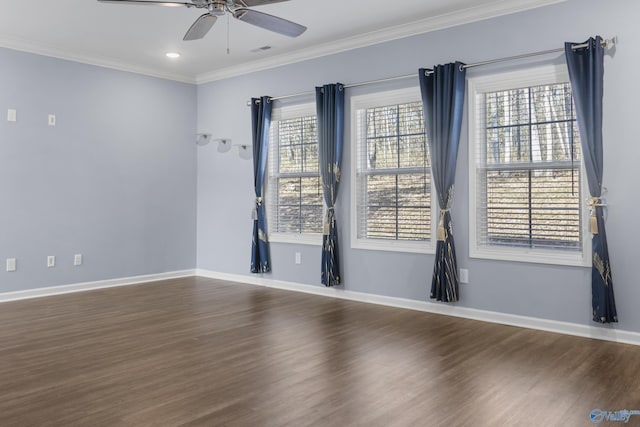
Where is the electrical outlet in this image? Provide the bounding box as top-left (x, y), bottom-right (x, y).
top-left (295, 252), bottom-right (301, 265)
top-left (74, 254), bottom-right (82, 266)
top-left (48, 114), bottom-right (56, 126)
top-left (6, 258), bottom-right (16, 272)
top-left (47, 256), bottom-right (56, 268)
top-left (459, 268), bottom-right (469, 284)
top-left (7, 109), bottom-right (16, 122)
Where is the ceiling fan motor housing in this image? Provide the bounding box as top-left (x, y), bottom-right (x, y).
top-left (97, 0), bottom-right (307, 39)
top-left (208, 2), bottom-right (226, 15)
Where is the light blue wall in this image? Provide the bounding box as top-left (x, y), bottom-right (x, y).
top-left (1, 0), bottom-right (636, 333)
top-left (197, 0), bottom-right (640, 332)
top-left (0, 48), bottom-right (198, 291)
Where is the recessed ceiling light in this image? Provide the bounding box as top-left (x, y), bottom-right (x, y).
top-left (166, 52), bottom-right (181, 59)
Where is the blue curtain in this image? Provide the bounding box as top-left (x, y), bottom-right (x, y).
top-left (250, 96), bottom-right (272, 273)
top-left (316, 84), bottom-right (345, 287)
top-left (419, 63), bottom-right (466, 302)
top-left (565, 37), bottom-right (617, 323)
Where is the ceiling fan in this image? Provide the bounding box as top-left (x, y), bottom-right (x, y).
top-left (97, 0), bottom-right (307, 41)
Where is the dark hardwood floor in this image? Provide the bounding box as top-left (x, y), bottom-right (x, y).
top-left (0, 277), bottom-right (638, 426)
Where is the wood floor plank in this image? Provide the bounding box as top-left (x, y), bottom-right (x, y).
top-left (0, 276), bottom-right (638, 426)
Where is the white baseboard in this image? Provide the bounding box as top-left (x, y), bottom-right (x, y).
top-left (0, 269), bottom-right (197, 303)
top-left (4, 269), bottom-right (636, 346)
top-left (196, 269), bottom-right (640, 346)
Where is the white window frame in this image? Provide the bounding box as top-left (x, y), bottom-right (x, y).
top-left (468, 64), bottom-right (590, 267)
top-left (350, 87), bottom-right (435, 254)
top-left (266, 102), bottom-right (322, 246)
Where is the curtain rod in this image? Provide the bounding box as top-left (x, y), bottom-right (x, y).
top-left (269, 74), bottom-right (413, 102)
top-left (460, 37), bottom-right (613, 71)
top-left (252, 38), bottom-right (613, 104)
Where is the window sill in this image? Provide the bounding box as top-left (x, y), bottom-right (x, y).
top-left (351, 238), bottom-right (434, 255)
top-left (470, 246), bottom-right (590, 267)
top-left (269, 233), bottom-right (322, 246)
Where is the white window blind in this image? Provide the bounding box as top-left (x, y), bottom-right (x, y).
top-left (351, 88), bottom-right (433, 254)
top-left (469, 66), bottom-right (589, 266)
top-left (267, 104), bottom-right (323, 244)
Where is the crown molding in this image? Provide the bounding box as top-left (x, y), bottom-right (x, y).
top-left (1, 0), bottom-right (565, 85)
top-left (0, 35), bottom-right (196, 84)
top-left (196, 0), bottom-right (567, 84)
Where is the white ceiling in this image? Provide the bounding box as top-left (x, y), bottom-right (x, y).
top-left (0, 0), bottom-right (564, 84)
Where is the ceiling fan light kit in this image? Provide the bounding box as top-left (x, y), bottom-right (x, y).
top-left (97, 0), bottom-right (306, 41)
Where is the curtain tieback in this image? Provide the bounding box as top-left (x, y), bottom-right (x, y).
top-left (251, 197), bottom-right (263, 221)
top-left (587, 197), bottom-right (606, 235)
top-left (437, 208), bottom-right (450, 242)
top-left (324, 206), bottom-right (335, 235)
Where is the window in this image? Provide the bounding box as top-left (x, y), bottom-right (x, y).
top-left (267, 103), bottom-right (323, 245)
top-left (468, 65), bottom-right (589, 266)
top-left (351, 87), bottom-right (434, 254)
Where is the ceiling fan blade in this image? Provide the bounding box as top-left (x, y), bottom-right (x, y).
top-left (97, 0), bottom-right (194, 7)
top-left (183, 13), bottom-right (217, 41)
top-left (241, 0), bottom-right (290, 6)
top-left (233, 8), bottom-right (306, 37)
